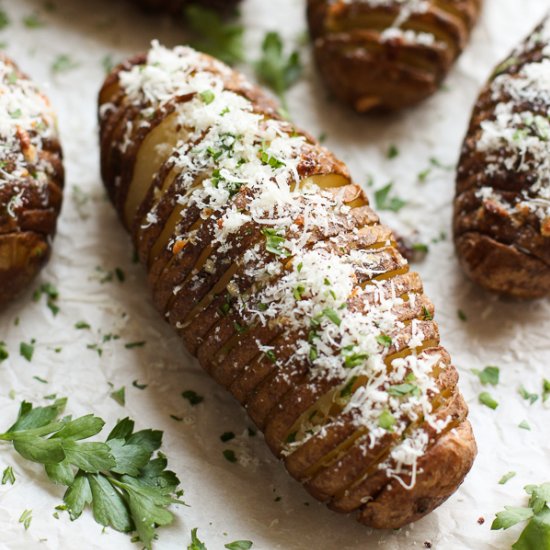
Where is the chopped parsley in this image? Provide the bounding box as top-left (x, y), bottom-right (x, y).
top-left (518, 420), bottom-right (531, 431)
top-left (199, 89), bottom-right (215, 105)
top-left (376, 334), bottom-right (392, 348)
top-left (499, 471), bottom-right (516, 485)
top-left (479, 392), bottom-right (498, 410)
top-left (1, 466), bottom-right (15, 485)
top-left (186, 6), bottom-right (244, 66)
top-left (492, 482), bottom-right (550, 549)
top-left (51, 54), bottom-right (79, 74)
top-left (32, 376), bottom-right (48, 384)
top-left (220, 431), bottom-right (235, 442)
top-left (542, 379), bottom-right (550, 403)
top-left (74, 321), bottom-right (90, 330)
top-left (387, 383), bottom-right (420, 397)
top-left (386, 144), bottom-right (399, 159)
top-left (125, 341), bottom-right (146, 349)
top-left (0, 9), bottom-right (9, 29)
top-left (182, 390), bottom-right (204, 406)
top-left (457, 309), bottom-right (468, 322)
top-left (471, 366), bottom-right (500, 387)
top-left (339, 376), bottom-right (357, 398)
top-left (518, 385), bottom-right (539, 405)
top-left (0, 341), bottom-right (8, 362)
top-left (23, 13), bottom-right (44, 28)
top-left (378, 410), bottom-right (396, 431)
top-left (110, 386), bottom-right (126, 406)
top-left (225, 541), bottom-right (253, 550)
top-left (261, 227), bottom-right (288, 257)
top-left (132, 380), bottom-right (148, 390)
top-left (223, 449), bottom-right (237, 463)
top-left (19, 509), bottom-right (32, 530)
top-left (255, 31), bottom-right (302, 116)
top-left (322, 307), bottom-right (341, 327)
top-left (422, 306), bottom-right (433, 321)
top-left (33, 282), bottom-right (59, 316)
top-left (19, 340), bottom-right (35, 362)
top-left (374, 182), bottom-right (406, 212)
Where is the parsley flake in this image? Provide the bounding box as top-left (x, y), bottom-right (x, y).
top-left (471, 366), bottom-right (500, 387)
top-left (374, 182), bottom-right (406, 212)
top-left (499, 471), bottom-right (517, 485)
top-left (479, 392), bottom-right (498, 410)
top-left (182, 390), bottom-right (203, 406)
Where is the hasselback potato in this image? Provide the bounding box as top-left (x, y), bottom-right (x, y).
top-left (307, 0), bottom-right (482, 112)
top-left (454, 16), bottom-right (550, 299)
top-left (0, 56), bottom-right (64, 308)
top-left (98, 41), bottom-right (476, 529)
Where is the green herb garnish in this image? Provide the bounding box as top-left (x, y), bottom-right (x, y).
top-left (255, 31), bottom-right (302, 116)
top-left (479, 392), bottom-right (499, 410)
top-left (492, 482), bottom-right (550, 548)
top-left (0, 399), bottom-right (183, 548)
top-left (472, 366), bottom-right (500, 387)
top-left (186, 6), bottom-right (244, 66)
top-left (378, 410), bottom-right (396, 431)
top-left (182, 390), bottom-right (203, 406)
top-left (374, 182), bottom-right (406, 212)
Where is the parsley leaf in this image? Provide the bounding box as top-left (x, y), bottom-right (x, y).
top-left (2, 465), bottom-right (15, 484)
top-left (188, 528), bottom-right (208, 550)
top-left (225, 541), bottom-right (253, 550)
top-left (378, 410), bottom-right (396, 431)
top-left (51, 54), bottom-right (79, 74)
top-left (182, 390), bottom-right (203, 406)
top-left (110, 386), bottom-right (126, 406)
top-left (519, 385), bottom-right (539, 405)
top-left (261, 227), bottom-right (288, 257)
top-left (479, 392), bottom-right (499, 410)
top-left (499, 471), bottom-right (517, 485)
top-left (0, 341), bottom-right (8, 362)
top-left (471, 366), bottom-right (500, 387)
top-left (386, 144), bottom-right (399, 159)
top-left (0, 401), bottom-right (183, 549)
top-left (492, 482), bottom-right (550, 549)
top-left (374, 182), bottom-right (406, 212)
top-left (186, 6), bottom-right (244, 66)
top-left (255, 31), bottom-right (302, 115)
top-left (543, 379), bottom-right (550, 403)
top-left (19, 340), bottom-right (35, 362)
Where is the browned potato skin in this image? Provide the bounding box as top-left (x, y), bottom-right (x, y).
top-left (99, 48), bottom-right (476, 530)
top-left (453, 19), bottom-right (550, 299)
top-left (130, 0), bottom-right (241, 16)
top-left (307, 0), bottom-right (481, 112)
top-left (0, 57), bottom-right (64, 308)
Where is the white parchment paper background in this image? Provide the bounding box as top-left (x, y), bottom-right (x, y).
top-left (0, 0), bottom-right (549, 548)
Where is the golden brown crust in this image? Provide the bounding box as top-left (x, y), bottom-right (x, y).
top-left (307, 0), bottom-right (481, 112)
top-left (99, 44), bottom-right (476, 529)
top-left (453, 17), bottom-right (550, 299)
top-left (0, 56), bottom-right (64, 308)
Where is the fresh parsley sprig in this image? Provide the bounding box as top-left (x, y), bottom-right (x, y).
top-left (0, 399), bottom-right (183, 549)
top-left (255, 32), bottom-right (302, 117)
top-left (492, 482), bottom-right (550, 549)
top-left (186, 6), bottom-right (244, 66)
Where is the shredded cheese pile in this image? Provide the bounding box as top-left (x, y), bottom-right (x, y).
top-left (0, 57), bottom-right (56, 191)
top-left (475, 18), bottom-right (550, 224)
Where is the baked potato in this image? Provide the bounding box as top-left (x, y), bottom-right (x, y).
top-left (454, 16), bottom-right (550, 299)
top-left (0, 55), bottom-right (64, 308)
top-left (98, 41), bottom-right (476, 529)
top-left (307, 0), bottom-right (482, 112)
top-left (130, 0), bottom-right (241, 16)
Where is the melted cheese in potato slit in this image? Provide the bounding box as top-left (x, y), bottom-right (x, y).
top-left (98, 41), bottom-right (476, 529)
